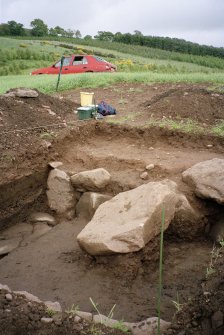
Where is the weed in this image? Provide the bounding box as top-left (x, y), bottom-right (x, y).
top-left (89, 298), bottom-right (128, 332)
top-left (39, 131), bottom-right (55, 140)
top-left (89, 324), bottom-right (103, 335)
top-left (47, 308), bottom-right (57, 317)
top-left (211, 121), bottom-right (224, 136)
top-left (206, 241), bottom-right (224, 279)
top-left (112, 320), bottom-right (129, 332)
top-left (171, 292), bottom-right (184, 312)
top-left (65, 304), bottom-right (79, 315)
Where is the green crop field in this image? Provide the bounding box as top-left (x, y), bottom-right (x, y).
top-left (0, 36), bottom-right (224, 93)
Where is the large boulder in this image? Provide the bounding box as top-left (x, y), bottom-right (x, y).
top-left (71, 168), bottom-right (111, 191)
top-left (182, 158), bottom-right (224, 204)
top-left (47, 169), bottom-right (76, 218)
top-left (77, 179), bottom-right (179, 255)
top-left (76, 192), bottom-right (112, 220)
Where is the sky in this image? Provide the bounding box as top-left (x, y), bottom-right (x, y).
top-left (0, 0), bottom-right (224, 47)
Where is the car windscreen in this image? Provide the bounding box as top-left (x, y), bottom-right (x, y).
top-left (54, 57), bottom-right (72, 67)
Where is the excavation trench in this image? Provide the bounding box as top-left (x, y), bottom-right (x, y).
top-left (0, 123), bottom-right (223, 324)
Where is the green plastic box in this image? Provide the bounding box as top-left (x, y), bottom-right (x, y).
top-left (77, 105), bottom-right (96, 120)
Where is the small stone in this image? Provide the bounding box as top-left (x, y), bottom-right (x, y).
top-left (29, 212), bottom-right (56, 226)
top-left (5, 309), bottom-right (11, 313)
top-left (192, 321), bottom-right (198, 327)
top-left (146, 164), bottom-right (155, 171)
top-left (74, 315), bottom-right (81, 323)
top-left (41, 317), bottom-right (53, 324)
top-left (5, 293), bottom-right (12, 301)
top-left (75, 311), bottom-right (93, 322)
top-left (140, 172), bottom-right (148, 180)
top-left (206, 144), bottom-right (213, 148)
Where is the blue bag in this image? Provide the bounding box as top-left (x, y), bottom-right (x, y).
top-left (97, 101), bottom-right (117, 116)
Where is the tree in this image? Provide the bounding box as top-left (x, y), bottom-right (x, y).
top-left (65, 29), bottom-right (75, 38)
top-left (84, 35), bottom-right (92, 40)
top-left (8, 20), bottom-right (24, 35)
top-left (74, 30), bottom-right (82, 38)
top-left (94, 31), bottom-right (114, 42)
top-left (0, 23), bottom-right (10, 36)
top-left (30, 19), bottom-right (48, 36)
top-left (134, 30), bottom-right (143, 36)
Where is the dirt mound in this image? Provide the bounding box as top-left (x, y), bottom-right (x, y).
top-left (0, 90), bottom-right (79, 183)
top-left (143, 87), bottom-right (224, 125)
top-left (0, 90), bottom-right (78, 133)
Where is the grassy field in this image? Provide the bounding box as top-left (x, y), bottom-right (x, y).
top-left (1, 72), bottom-right (224, 95)
top-left (1, 36), bottom-right (224, 93)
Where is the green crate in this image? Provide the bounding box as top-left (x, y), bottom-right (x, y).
top-left (77, 106), bottom-right (96, 120)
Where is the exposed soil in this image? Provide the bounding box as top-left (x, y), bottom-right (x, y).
top-left (0, 83), bottom-right (224, 334)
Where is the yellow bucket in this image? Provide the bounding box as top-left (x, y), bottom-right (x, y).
top-left (80, 92), bottom-right (94, 107)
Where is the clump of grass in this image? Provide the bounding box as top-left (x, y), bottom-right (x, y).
top-left (206, 240), bottom-right (224, 279)
top-left (211, 121), bottom-right (224, 136)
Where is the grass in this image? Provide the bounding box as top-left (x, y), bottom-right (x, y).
top-left (1, 72), bottom-right (224, 95)
top-left (211, 122), bottom-right (224, 136)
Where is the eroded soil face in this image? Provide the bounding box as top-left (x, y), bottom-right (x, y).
top-left (0, 83), bottom-right (224, 333)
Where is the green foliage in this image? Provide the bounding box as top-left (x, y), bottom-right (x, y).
top-left (47, 308), bottom-right (57, 317)
top-left (206, 242), bottom-right (224, 279)
top-left (65, 304), bottom-right (79, 315)
top-left (31, 18), bottom-right (48, 37)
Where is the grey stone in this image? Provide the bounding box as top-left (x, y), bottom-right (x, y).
top-left (146, 164), bottom-right (155, 171)
top-left (76, 192), bottom-right (112, 220)
top-left (77, 179), bottom-right (179, 255)
top-left (74, 315), bottom-right (81, 323)
top-left (0, 238), bottom-right (21, 255)
top-left (93, 314), bottom-right (127, 329)
top-left (47, 169), bottom-right (76, 218)
top-left (41, 317), bottom-right (53, 324)
top-left (140, 172), bottom-right (148, 180)
top-left (75, 311), bottom-right (93, 322)
top-left (14, 291), bottom-right (41, 303)
top-left (71, 168), bottom-right (111, 191)
top-left (29, 212), bottom-right (56, 226)
top-left (5, 293), bottom-right (12, 301)
top-left (182, 158), bottom-right (224, 204)
top-left (44, 301), bottom-right (62, 313)
top-left (126, 317), bottom-right (170, 335)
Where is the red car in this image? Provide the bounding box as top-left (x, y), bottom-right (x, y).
top-left (31, 55), bottom-right (117, 75)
